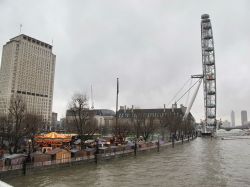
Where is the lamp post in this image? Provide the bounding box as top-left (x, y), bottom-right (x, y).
top-left (134, 137), bottom-right (137, 156)
top-left (157, 135), bottom-right (160, 152)
top-left (172, 134), bottom-right (175, 148)
top-left (28, 139), bottom-right (31, 162)
top-left (95, 138), bottom-right (99, 164)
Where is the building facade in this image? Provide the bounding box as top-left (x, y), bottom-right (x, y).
top-left (231, 110), bottom-right (235, 127)
top-left (241, 110), bottom-right (248, 126)
top-left (221, 120), bottom-right (231, 128)
top-left (66, 109), bottom-right (115, 127)
top-left (117, 105), bottom-right (195, 127)
top-left (0, 34), bottom-right (56, 125)
top-left (51, 112), bottom-right (58, 130)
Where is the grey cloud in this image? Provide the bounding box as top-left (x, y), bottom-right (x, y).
top-left (0, 0), bottom-right (249, 125)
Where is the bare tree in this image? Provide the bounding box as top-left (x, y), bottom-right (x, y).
top-left (0, 96), bottom-right (44, 153)
top-left (166, 112), bottom-right (182, 138)
top-left (8, 95), bottom-right (26, 153)
top-left (112, 119), bottom-right (132, 144)
top-left (66, 93), bottom-right (98, 148)
top-left (139, 115), bottom-right (158, 141)
top-left (0, 115), bottom-right (12, 148)
top-left (182, 116), bottom-right (195, 137)
top-left (133, 110), bottom-right (145, 139)
top-left (23, 113), bottom-right (42, 152)
top-left (158, 116), bottom-right (167, 141)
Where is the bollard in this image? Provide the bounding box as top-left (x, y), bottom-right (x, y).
top-left (181, 135), bottom-right (184, 144)
top-left (134, 142), bottom-right (137, 156)
top-left (95, 139), bottom-right (99, 164)
top-left (188, 135), bottom-right (190, 142)
top-left (172, 135), bottom-right (175, 148)
top-left (94, 153), bottom-right (97, 164)
top-left (157, 139), bottom-right (160, 152)
top-left (22, 159), bottom-right (27, 175)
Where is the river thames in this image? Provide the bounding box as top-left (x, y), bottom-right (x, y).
top-left (6, 137), bottom-right (250, 187)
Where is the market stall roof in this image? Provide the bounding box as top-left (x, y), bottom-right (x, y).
top-left (3, 154), bottom-right (26, 160)
top-left (35, 132), bottom-right (73, 145)
top-left (36, 132), bottom-right (72, 139)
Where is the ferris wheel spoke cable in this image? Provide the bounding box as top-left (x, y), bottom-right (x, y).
top-left (185, 78), bottom-right (193, 106)
top-left (175, 78), bottom-right (202, 104)
top-left (166, 78), bottom-right (191, 107)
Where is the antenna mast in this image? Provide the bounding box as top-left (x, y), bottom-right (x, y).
top-left (91, 85), bottom-right (94, 109)
top-left (115, 78), bottom-right (119, 135)
top-left (19, 24), bottom-right (22, 34)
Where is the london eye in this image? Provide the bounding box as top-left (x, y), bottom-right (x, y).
top-left (169, 14), bottom-right (217, 134)
top-left (200, 14), bottom-right (217, 133)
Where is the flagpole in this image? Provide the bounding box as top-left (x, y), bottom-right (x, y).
top-left (115, 78), bottom-right (119, 136)
top-left (19, 24), bottom-right (22, 34)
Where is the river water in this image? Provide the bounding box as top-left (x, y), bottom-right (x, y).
top-left (5, 137), bottom-right (250, 187)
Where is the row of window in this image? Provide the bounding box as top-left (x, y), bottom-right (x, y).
top-left (22, 35), bottom-right (52, 49)
top-left (11, 90), bottom-right (48, 97)
top-left (118, 112), bottom-right (182, 118)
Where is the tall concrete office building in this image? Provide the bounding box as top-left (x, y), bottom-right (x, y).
top-left (241, 110), bottom-right (248, 126)
top-left (231, 110), bottom-right (235, 127)
top-left (0, 34), bottom-right (56, 126)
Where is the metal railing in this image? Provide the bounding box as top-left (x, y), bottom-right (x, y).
top-left (0, 139), bottom-right (194, 173)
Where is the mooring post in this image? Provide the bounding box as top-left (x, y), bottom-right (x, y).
top-left (134, 141), bottom-right (137, 156)
top-left (172, 134), bottom-right (175, 148)
top-left (22, 158), bottom-right (27, 175)
top-left (157, 136), bottom-right (160, 152)
top-left (95, 139), bottom-right (99, 164)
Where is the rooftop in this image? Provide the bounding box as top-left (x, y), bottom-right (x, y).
top-left (10, 34), bottom-right (52, 49)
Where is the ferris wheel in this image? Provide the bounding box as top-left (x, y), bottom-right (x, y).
top-left (201, 14), bottom-right (217, 132)
top-left (170, 14), bottom-right (217, 134)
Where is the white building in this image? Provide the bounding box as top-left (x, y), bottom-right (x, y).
top-left (231, 110), bottom-right (235, 127)
top-left (0, 34), bottom-right (56, 125)
top-left (221, 120), bottom-right (231, 128)
top-left (241, 110), bottom-right (248, 126)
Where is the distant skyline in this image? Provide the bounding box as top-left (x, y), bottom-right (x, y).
top-left (231, 110), bottom-right (235, 127)
top-left (0, 0), bottom-right (250, 125)
top-left (241, 110), bottom-right (248, 126)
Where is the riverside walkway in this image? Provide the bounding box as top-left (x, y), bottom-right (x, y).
top-left (0, 136), bottom-right (195, 179)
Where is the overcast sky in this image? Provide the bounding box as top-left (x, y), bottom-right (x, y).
top-left (0, 0), bottom-right (249, 125)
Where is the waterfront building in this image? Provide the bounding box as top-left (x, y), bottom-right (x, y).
top-left (117, 104), bottom-right (194, 121)
top-left (66, 109), bottom-right (115, 129)
top-left (60, 118), bottom-right (66, 131)
top-left (52, 112), bottom-right (58, 130)
top-left (241, 110), bottom-right (248, 126)
top-left (0, 34), bottom-right (56, 127)
top-left (231, 110), bottom-right (235, 127)
top-left (221, 120), bottom-right (231, 128)
top-left (93, 109), bottom-right (115, 127)
top-left (117, 104), bottom-right (195, 138)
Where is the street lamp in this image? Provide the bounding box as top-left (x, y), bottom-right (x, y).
top-left (95, 138), bottom-right (99, 164)
top-left (157, 134), bottom-right (160, 152)
top-left (134, 136), bottom-right (137, 156)
top-left (28, 139), bottom-right (31, 162)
